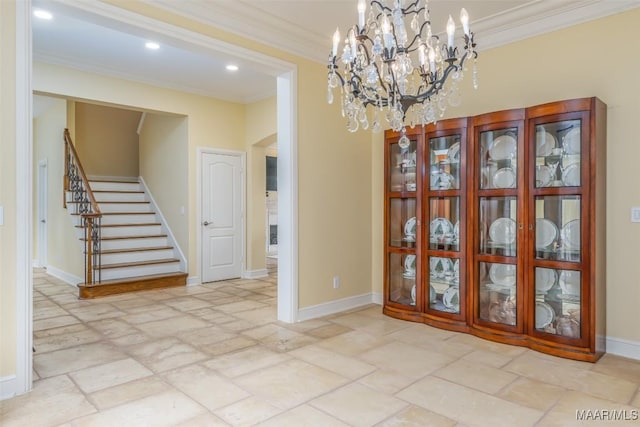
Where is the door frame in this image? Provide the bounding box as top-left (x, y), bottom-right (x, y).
top-left (196, 147), bottom-right (246, 283)
top-left (36, 159), bottom-right (48, 268)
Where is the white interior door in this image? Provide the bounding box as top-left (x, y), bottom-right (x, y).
top-left (202, 152), bottom-right (243, 282)
top-left (37, 160), bottom-right (48, 268)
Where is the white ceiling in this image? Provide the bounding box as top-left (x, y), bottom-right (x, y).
top-left (32, 0), bottom-right (640, 104)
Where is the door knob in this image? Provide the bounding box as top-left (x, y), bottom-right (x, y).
top-left (203, 221), bottom-right (212, 226)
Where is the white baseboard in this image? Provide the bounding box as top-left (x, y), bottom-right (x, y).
top-left (244, 269), bottom-right (268, 279)
top-left (297, 293), bottom-right (376, 322)
top-left (606, 336), bottom-right (640, 361)
top-left (45, 265), bottom-right (82, 287)
top-left (0, 375), bottom-right (19, 401)
top-left (32, 259), bottom-right (41, 268)
top-left (372, 292), bottom-right (383, 305)
top-left (187, 276), bottom-right (200, 286)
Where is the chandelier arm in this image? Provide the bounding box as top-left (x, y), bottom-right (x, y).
top-left (370, 0), bottom-right (391, 14)
top-left (402, 0), bottom-right (421, 14)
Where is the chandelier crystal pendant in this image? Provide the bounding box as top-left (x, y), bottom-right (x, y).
top-left (327, 0), bottom-right (478, 146)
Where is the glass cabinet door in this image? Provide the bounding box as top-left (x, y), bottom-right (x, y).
top-left (534, 267), bottom-right (581, 338)
top-left (479, 128), bottom-right (518, 190)
top-left (534, 196), bottom-right (581, 262)
top-left (534, 120), bottom-right (582, 188)
top-left (428, 255), bottom-right (460, 313)
top-left (389, 139), bottom-right (418, 192)
top-left (429, 135), bottom-right (461, 190)
top-left (428, 197), bottom-right (460, 251)
top-left (388, 198), bottom-right (417, 249)
top-left (479, 197), bottom-right (518, 257)
top-left (388, 252), bottom-right (417, 306)
top-left (478, 261), bottom-right (517, 326)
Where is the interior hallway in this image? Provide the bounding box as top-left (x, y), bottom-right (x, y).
top-left (1, 259), bottom-right (640, 426)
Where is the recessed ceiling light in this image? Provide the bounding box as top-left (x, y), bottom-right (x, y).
top-left (145, 42), bottom-right (160, 50)
top-left (226, 65), bottom-right (239, 72)
top-left (33, 9), bottom-right (53, 20)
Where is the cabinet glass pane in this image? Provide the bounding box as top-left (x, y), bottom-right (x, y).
top-left (479, 197), bottom-right (517, 257)
top-left (479, 127), bottom-right (518, 189)
top-left (429, 135), bottom-right (460, 190)
top-left (535, 120), bottom-right (581, 188)
top-left (389, 139), bottom-right (418, 192)
top-left (428, 256), bottom-right (460, 313)
top-left (428, 197), bottom-right (460, 251)
top-left (535, 196), bottom-right (581, 262)
top-left (478, 261), bottom-right (517, 326)
top-left (389, 253), bottom-right (416, 306)
top-left (535, 267), bottom-right (581, 338)
top-left (389, 198), bottom-right (417, 248)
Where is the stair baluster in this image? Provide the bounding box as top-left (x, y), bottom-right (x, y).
top-left (63, 129), bottom-right (102, 285)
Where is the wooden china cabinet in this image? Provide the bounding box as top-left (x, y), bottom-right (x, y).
top-left (383, 97), bottom-right (606, 361)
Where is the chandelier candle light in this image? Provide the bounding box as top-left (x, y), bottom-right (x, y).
top-left (327, 0), bottom-right (478, 146)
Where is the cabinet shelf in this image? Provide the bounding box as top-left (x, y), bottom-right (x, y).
top-left (384, 97), bottom-right (606, 362)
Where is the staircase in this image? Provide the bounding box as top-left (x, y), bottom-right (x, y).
top-left (68, 179), bottom-right (187, 298)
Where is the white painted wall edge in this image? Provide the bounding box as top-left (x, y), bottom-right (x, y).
top-left (244, 269), bottom-right (268, 279)
top-left (0, 375), bottom-right (18, 401)
top-left (139, 176), bottom-right (188, 273)
top-left (186, 276), bottom-right (200, 286)
top-left (46, 266), bottom-right (82, 288)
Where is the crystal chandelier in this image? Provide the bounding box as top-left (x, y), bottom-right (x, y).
top-left (327, 0), bottom-right (478, 145)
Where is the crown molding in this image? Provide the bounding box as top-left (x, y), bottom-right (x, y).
top-left (475, 0), bottom-right (640, 51)
top-left (146, 0), bottom-right (640, 62)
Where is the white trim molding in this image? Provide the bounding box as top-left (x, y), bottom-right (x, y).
top-left (0, 375), bottom-right (19, 401)
top-left (45, 265), bottom-right (83, 288)
top-left (606, 336), bottom-right (640, 361)
top-left (297, 293), bottom-right (378, 322)
top-left (12, 0), bottom-right (34, 400)
top-left (186, 276), bottom-right (201, 286)
top-left (244, 269), bottom-right (268, 279)
top-left (372, 292), bottom-right (383, 305)
top-left (144, 0), bottom-right (640, 63)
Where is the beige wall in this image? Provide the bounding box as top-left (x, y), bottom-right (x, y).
top-left (0, 0), bottom-right (17, 378)
top-left (297, 59), bottom-right (373, 307)
top-left (139, 113), bottom-right (189, 254)
top-left (32, 98), bottom-right (84, 279)
top-left (75, 102), bottom-right (141, 178)
top-left (372, 8), bottom-right (640, 343)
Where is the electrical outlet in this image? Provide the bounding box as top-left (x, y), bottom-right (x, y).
top-left (632, 207), bottom-right (640, 223)
top-left (333, 276), bottom-right (340, 289)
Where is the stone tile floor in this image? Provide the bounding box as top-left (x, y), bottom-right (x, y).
top-left (1, 260), bottom-right (640, 426)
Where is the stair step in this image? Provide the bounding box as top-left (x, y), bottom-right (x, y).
top-left (91, 235), bottom-right (169, 251)
top-left (98, 246), bottom-right (174, 254)
top-left (76, 223), bottom-right (163, 238)
top-left (93, 246), bottom-right (176, 265)
top-left (70, 212), bottom-right (157, 226)
top-left (89, 181), bottom-right (141, 192)
top-left (97, 259), bottom-right (181, 281)
top-left (98, 201), bottom-right (151, 213)
top-left (99, 258), bottom-right (180, 270)
top-left (92, 191), bottom-right (146, 202)
top-left (78, 272), bottom-right (187, 299)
